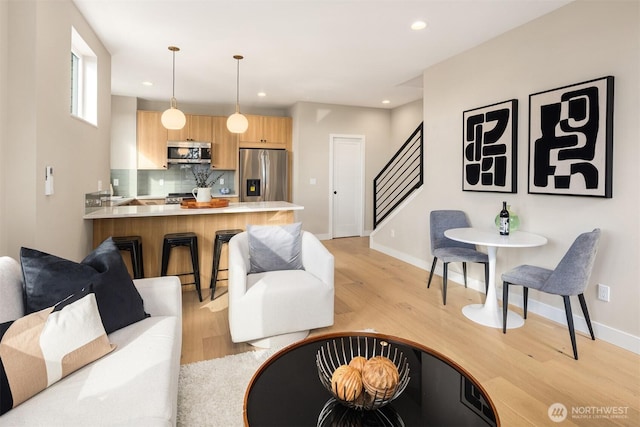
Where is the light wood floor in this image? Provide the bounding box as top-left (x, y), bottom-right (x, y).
top-left (181, 237), bottom-right (639, 426)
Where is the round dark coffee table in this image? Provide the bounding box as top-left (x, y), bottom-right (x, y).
top-left (244, 332), bottom-right (500, 426)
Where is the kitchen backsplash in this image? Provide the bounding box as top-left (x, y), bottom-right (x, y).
top-left (111, 165), bottom-right (235, 197)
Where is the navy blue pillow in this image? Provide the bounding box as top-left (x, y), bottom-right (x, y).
top-left (20, 237), bottom-right (148, 334)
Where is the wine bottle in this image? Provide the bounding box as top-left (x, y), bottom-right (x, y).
top-left (499, 201), bottom-right (510, 235)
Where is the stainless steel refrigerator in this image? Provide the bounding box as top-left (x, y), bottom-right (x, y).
top-left (239, 148), bottom-right (288, 202)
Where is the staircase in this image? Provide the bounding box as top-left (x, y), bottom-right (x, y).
top-left (373, 122), bottom-right (424, 229)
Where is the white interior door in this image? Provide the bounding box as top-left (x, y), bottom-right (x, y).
top-left (330, 135), bottom-right (364, 238)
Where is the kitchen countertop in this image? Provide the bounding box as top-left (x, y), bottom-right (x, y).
top-left (134, 194), bottom-right (238, 200)
top-left (83, 201), bottom-right (303, 219)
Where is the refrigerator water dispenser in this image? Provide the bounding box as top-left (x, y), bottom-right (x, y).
top-left (246, 179), bottom-right (261, 197)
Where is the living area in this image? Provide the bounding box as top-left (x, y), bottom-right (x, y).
top-left (1, 0), bottom-right (639, 426)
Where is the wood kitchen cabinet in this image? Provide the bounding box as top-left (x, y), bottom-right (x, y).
top-left (239, 115), bottom-right (292, 149)
top-left (137, 110), bottom-right (168, 169)
top-left (212, 116), bottom-right (238, 170)
top-left (167, 114), bottom-right (213, 142)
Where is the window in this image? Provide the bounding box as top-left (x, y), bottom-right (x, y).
top-left (71, 27), bottom-right (97, 125)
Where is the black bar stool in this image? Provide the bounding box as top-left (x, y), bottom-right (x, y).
top-left (161, 232), bottom-right (202, 302)
top-left (210, 229), bottom-right (243, 300)
top-left (112, 236), bottom-right (144, 279)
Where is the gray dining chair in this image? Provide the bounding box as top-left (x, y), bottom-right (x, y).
top-left (427, 210), bottom-right (489, 305)
top-left (501, 228), bottom-right (601, 360)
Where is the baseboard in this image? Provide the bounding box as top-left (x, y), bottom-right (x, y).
top-left (516, 298), bottom-right (640, 355)
top-left (369, 240), bottom-right (640, 355)
top-left (370, 240), bottom-right (430, 271)
top-left (316, 230), bottom-right (371, 241)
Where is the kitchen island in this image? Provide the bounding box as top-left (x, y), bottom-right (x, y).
top-left (84, 201), bottom-right (303, 296)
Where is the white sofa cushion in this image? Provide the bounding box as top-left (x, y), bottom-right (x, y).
top-left (0, 257), bottom-right (24, 323)
top-left (1, 289), bottom-right (115, 414)
top-left (0, 261), bottom-right (182, 427)
top-left (0, 314), bottom-right (180, 426)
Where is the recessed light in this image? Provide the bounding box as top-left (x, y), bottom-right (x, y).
top-left (382, 100), bottom-right (391, 104)
top-left (411, 21), bottom-right (427, 31)
top-left (257, 92), bottom-right (266, 97)
top-left (142, 81), bottom-right (153, 86)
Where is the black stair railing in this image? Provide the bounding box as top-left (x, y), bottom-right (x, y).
top-left (373, 122), bottom-right (424, 229)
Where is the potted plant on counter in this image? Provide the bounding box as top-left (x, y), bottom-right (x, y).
top-left (191, 166), bottom-right (224, 202)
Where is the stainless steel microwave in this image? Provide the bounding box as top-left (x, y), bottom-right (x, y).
top-left (167, 141), bottom-right (212, 164)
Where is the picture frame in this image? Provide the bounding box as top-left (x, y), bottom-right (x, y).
top-left (462, 99), bottom-right (518, 193)
top-left (528, 76), bottom-right (614, 198)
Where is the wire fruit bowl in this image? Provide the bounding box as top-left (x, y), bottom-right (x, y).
top-left (316, 336), bottom-right (410, 411)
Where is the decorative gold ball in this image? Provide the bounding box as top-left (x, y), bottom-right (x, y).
top-left (331, 365), bottom-right (363, 402)
top-left (361, 356), bottom-right (399, 399)
top-left (348, 356), bottom-right (368, 374)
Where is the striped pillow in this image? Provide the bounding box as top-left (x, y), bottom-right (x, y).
top-left (0, 288), bottom-right (115, 415)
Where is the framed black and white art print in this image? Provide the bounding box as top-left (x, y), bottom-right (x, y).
top-left (528, 76), bottom-right (614, 198)
top-left (462, 99), bottom-right (517, 193)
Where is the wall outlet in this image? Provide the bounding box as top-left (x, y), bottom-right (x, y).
top-left (597, 283), bottom-right (610, 302)
top-left (390, 229), bottom-right (395, 238)
top-left (220, 178), bottom-right (224, 185)
top-left (113, 178), bottom-right (119, 186)
top-left (159, 179), bottom-right (164, 186)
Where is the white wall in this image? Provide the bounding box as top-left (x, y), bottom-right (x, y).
top-left (390, 99), bottom-right (423, 150)
top-left (0, 0), bottom-right (8, 255)
top-left (372, 0), bottom-right (640, 351)
top-left (1, 0), bottom-right (111, 260)
top-left (291, 102), bottom-right (395, 236)
top-left (111, 95), bottom-right (137, 170)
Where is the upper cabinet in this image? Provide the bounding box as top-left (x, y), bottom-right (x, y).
top-left (167, 114), bottom-right (213, 142)
top-left (137, 110), bottom-right (168, 170)
top-left (135, 111), bottom-right (290, 171)
top-left (240, 115), bottom-right (292, 149)
top-left (212, 116), bottom-right (238, 170)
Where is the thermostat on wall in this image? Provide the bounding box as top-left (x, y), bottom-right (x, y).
top-left (45, 165), bottom-right (54, 196)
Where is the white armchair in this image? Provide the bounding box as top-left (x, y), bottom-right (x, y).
top-left (228, 230), bottom-right (335, 348)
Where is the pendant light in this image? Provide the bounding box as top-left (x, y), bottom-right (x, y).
top-left (227, 55), bottom-right (249, 134)
top-left (161, 46), bottom-right (186, 130)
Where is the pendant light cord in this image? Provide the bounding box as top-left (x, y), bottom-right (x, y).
top-left (235, 59), bottom-right (239, 112)
top-left (234, 55), bottom-right (243, 114)
top-left (172, 49), bottom-right (176, 98)
top-left (168, 46), bottom-right (180, 107)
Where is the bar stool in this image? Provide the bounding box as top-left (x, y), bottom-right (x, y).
top-left (210, 229), bottom-right (243, 300)
top-left (112, 236), bottom-right (144, 279)
top-left (161, 232), bottom-right (202, 302)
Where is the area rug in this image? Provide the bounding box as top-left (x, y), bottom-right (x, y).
top-left (177, 330), bottom-right (377, 426)
top-left (177, 349), bottom-right (273, 426)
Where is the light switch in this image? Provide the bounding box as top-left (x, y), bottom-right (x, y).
top-left (310, 178), bottom-right (317, 185)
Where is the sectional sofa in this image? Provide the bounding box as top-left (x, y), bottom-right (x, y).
top-left (0, 255), bottom-right (182, 426)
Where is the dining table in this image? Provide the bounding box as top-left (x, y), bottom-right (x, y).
top-left (444, 227), bottom-right (547, 329)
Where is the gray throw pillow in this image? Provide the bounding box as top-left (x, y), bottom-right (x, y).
top-left (247, 223), bottom-right (304, 273)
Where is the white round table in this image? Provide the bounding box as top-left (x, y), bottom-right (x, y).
top-left (444, 228), bottom-right (547, 329)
